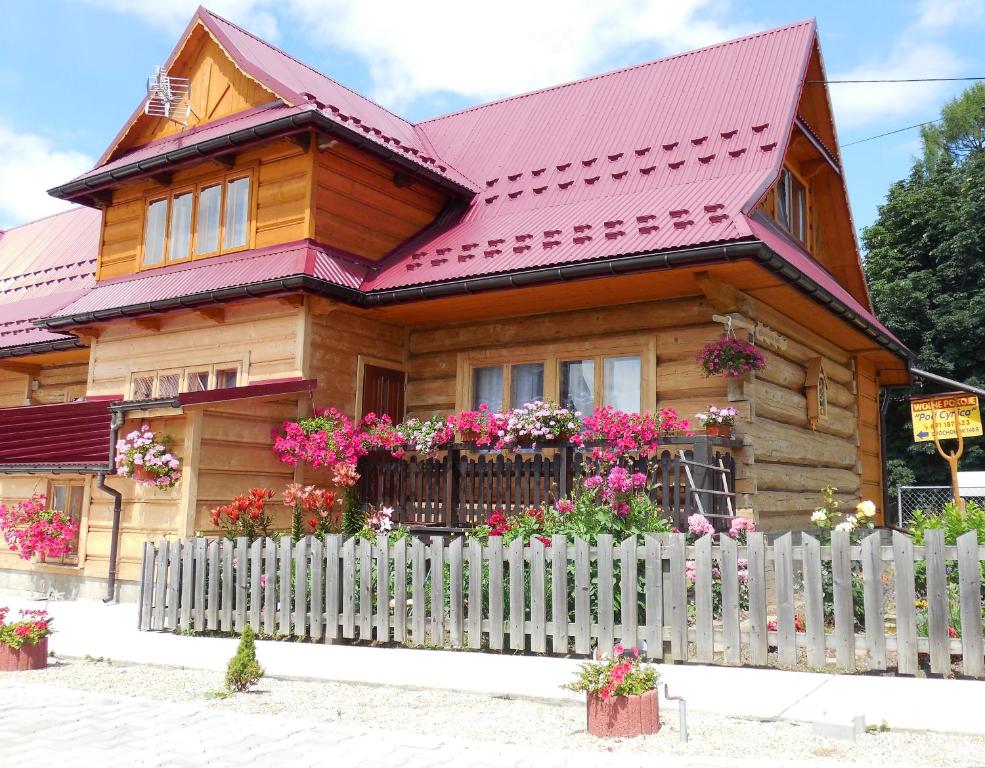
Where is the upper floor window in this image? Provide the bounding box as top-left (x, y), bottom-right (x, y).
top-left (129, 361), bottom-right (242, 400)
top-left (142, 170), bottom-right (253, 268)
top-left (776, 167), bottom-right (807, 244)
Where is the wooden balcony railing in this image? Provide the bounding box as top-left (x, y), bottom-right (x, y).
top-left (357, 436), bottom-right (738, 533)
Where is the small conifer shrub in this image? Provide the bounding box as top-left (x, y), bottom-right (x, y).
top-left (225, 625), bottom-right (264, 692)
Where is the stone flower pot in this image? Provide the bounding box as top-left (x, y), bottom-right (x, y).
top-left (0, 637), bottom-right (48, 671)
top-left (586, 689), bottom-right (660, 738)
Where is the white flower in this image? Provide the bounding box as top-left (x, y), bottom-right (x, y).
top-left (856, 500), bottom-right (877, 518)
top-left (811, 509), bottom-right (827, 523)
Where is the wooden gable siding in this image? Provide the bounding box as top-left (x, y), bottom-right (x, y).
top-left (312, 141), bottom-right (447, 260)
top-left (111, 23), bottom-right (276, 159)
top-left (86, 298), bottom-right (303, 397)
top-left (0, 362), bottom-right (89, 408)
top-left (0, 371), bottom-right (29, 407)
top-left (98, 139), bottom-right (311, 280)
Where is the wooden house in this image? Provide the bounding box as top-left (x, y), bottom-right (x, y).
top-left (0, 9), bottom-right (910, 599)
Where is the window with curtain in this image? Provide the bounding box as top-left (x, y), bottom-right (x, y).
top-left (560, 359), bottom-right (595, 414)
top-left (167, 191), bottom-right (194, 262)
top-left (472, 366), bottom-right (504, 410)
top-left (510, 363), bottom-right (544, 407)
top-left (223, 176), bottom-right (251, 250)
top-left (43, 482), bottom-right (84, 565)
top-left (603, 355), bottom-right (641, 412)
top-left (775, 167), bottom-right (807, 244)
top-left (195, 184), bottom-right (222, 255)
top-left (143, 198), bottom-right (168, 266)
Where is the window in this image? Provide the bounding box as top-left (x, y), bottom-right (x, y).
top-left (215, 367), bottom-right (238, 389)
top-left (185, 370), bottom-right (210, 393)
top-left (560, 359), bottom-right (595, 413)
top-left (471, 363), bottom-right (545, 410)
top-left (43, 482), bottom-right (84, 565)
top-left (129, 361), bottom-right (242, 400)
top-left (603, 355), bottom-right (641, 412)
top-left (141, 170), bottom-right (252, 269)
top-left (157, 373), bottom-right (180, 398)
top-left (775, 167), bottom-right (807, 244)
top-left (472, 366), bottom-right (504, 410)
top-left (510, 363), bottom-right (544, 407)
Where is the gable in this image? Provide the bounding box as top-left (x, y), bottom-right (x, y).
top-left (105, 20), bottom-right (277, 164)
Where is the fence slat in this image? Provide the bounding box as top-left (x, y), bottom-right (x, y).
top-left (551, 535), bottom-right (568, 654)
top-left (179, 539), bottom-right (193, 631)
top-left (139, 542), bottom-right (155, 630)
top-left (262, 537), bottom-right (276, 636)
top-left (667, 533), bottom-right (688, 661)
top-left (746, 532), bottom-right (768, 666)
top-left (956, 530), bottom-right (984, 679)
top-left (467, 538), bottom-right (482, 649)
top-left (718, 534), bottom-right (740, 665)
top-left (802, 534), bottom-right (826, 669)
top-left (411, 537), bottom-right (426, 644)
top-left (431, 536), bottom-right (446, 645)
top-left (574, 537), bottom-right (590, 655)
top-left (359, 537), bottom-right (372, 640)
top-left (154, 539), bottom-right (169, 630)
top-left (324, 535), bottom-right (341, 641)
top-left (206, 539), bottom-right (219, 631)
top-left (393, 537), bottom-right (407, 643)
top-left (488, 537), bottom-right (504, 650)
top-left (860, 532), bottom-right (886, 670)
top-left (235, 537), bottom-right (248, 633)
top-left (342, 537), bottom-right (356, 639)
top-left (508, 537), bottom-right (525, 651)
top-left (220, 539), bottom-right (233, 632)
top-left (294, 537), bottom-right (309, 638)
top-left (310, 537), bottom-right (323, 640)
top-left (831, 530), bottom-right (855, 671)
top-left (774, 533), bottom-right (796, 668)
top-left (249, 538), bottom-right (262, 633)
top-left (643, 535), bottom-right (663, 660)
top-left (530, 538), bottom-right (546, 653)
top-left (689, 535), bottom-right (711, 662)
top-left (278, 536), bottom-right (292, 636)
top-left (619, 536), bottom-right (638, 649)
top-left (925, 529), bottom-right (950, 675)
top-left (597, 534), bottom-right (615, 655)
top-left (376, 534), bottom-right (391, 644)
top-left (892, 531), bottom-right (918, 676)
top-left (166, 539), bottom-right (181, 630)
top-left (449, 537), bottom-right (464, 648)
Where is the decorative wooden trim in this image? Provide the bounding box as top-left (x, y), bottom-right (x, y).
top-left (805, 356), bottom-right (829, 430)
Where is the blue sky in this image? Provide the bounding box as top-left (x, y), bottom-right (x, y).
top-left (1, 0), bottom-right (983, 239)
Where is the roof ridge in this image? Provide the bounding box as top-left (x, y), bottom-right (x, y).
top-left (199, 6), bottom-right (415, 129)
top-left (416, 19), bottom-right (815, 126)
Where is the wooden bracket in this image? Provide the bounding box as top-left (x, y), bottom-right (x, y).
top-left (316, 133), bottom-right (339, 152)
top-left (73, 325), bottom-right (102, 342)
top-left (84, 190), bottom-right (113, 209)
top-left (149, 172), bottom-right (173, 187)
top-left (195, 307), bottom-right (225, 324)
top-left (277, 295), bottom-right (305, 310)
top-left (134, 317), bottom-right (161, 332)
top-left (287, 132), bottom-right (312, 153)
top-left (212, 153), bottom-right (236, 169)
top-left (712, 313), bottom-right (755, 332)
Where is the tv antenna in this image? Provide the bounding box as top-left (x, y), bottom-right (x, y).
top-left (144, 66), bottom-right (192, 125)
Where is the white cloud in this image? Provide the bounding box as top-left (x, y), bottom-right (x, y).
top-left (916, 0), bottom-right (985, 30)
top-left (82, 0), bottom-right (280, 38)
top-left (0, 124), bottom-right (93, 229)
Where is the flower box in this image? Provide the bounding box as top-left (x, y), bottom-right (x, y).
top-left (131, 466), bottom-right (157, 483)
top-left (586, 689), bottom-right (660, 738)
top-left (0, 636), bottom-right (48, 671)
top-left (704, 423), bottom-right (733, 439)
top-left (457, 429), bottom-right (482, 443)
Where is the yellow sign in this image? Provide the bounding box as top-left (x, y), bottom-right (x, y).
top-left (910, 394), bottom-right (983, 443)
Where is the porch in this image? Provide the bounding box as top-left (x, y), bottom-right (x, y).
top-left (357, 436), bottom-right (739, 532)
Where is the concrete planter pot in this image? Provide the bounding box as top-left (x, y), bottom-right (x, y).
top-left (0, 637), bottom-right (48, 671)
top-left (704, 423), bottom-right (733, 439)
top-left (586, 689), bottom-right (660, 738)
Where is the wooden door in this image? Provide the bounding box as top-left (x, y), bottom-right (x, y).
top-left (361, 364), bottom-right (406, 422)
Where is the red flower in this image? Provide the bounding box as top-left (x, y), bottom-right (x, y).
top-left (948, 626), bottom-right (958, 638)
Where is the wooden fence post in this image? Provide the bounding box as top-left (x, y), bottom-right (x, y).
top-left (924, 528), bottom-right (950, 675)
top-left (892, 531), bottom-right (918, 676)
top-left (801, 534), bottom-right (826, 669)
top-left (860, 532), bottom-right (887, 670)
top-left (956, 530), bottom-right (984, 678)
top-left (774, 533), bottom-right (796, 668)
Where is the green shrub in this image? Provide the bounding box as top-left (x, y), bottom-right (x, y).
top-left (225, 626), bottom-right (264, 692)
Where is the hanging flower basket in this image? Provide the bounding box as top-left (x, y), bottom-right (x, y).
top-left (696, 337), bottom-right (766, 378)
top-left (115, 424), bottom-right (183, 489)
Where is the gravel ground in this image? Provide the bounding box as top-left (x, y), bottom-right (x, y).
top-left (6, 655), bottom-right (984, 766)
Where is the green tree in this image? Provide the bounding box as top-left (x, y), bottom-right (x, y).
top-left (862, 85), bottom-right (985, 488)
top-left (225, 626), bottom-right (264, 692)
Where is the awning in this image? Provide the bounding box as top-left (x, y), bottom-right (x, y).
top-left (0, 399), bottom-right (114, 472)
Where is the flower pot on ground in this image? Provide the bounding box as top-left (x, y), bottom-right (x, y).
top-left (0, 636), bottom-right (48, 671)
top-left (586, 688), bottom-right (659, 738)
top-left (0, 607), bottom-right (52, 671)
top-left (566, 645), bottom-right (660, 738)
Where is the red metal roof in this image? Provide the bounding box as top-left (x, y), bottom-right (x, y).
top-left (0, 399), bottom-right (111, 467)
top-left (0, 207), bottom-right (99, 352)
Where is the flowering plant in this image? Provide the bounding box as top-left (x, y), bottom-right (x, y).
top-left (0, 494), bottom-right (78, 561)
top-left (0, 607), bottom-right (52, 649)
top-left (494, 401), bottom-right (581, 449)
top-left (115, 424), bottom-right (182, 488)
top-left (566, 646), bottom-right (658, 699)
top-left (273, 408), bottom-right (365, 476)
top-left (695, 405), bottom-right (737, 427)
top-left (283, 484), bottom-right (341, 539)
top-left (810, 486), bottom-right (877, 534)
top-left (397, 415), bottom-right (455, 456)
top-left (580, 407), bottom-right (688, 463)
top-left (696, 337), bottom-right (766, 378)
top-left (358, 412), bottom-right (406, 457)
top-left (683, 514), bottom-right (756, 614)
top-left (449, 404), bottom-right (495, 445)
top-left (210, 488), bottom-right (274, 540)
top-left (356, 504), bottom-right (410, 543)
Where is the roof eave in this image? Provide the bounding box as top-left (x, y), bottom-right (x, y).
top-left (0, 337), bottom-right (86, 359)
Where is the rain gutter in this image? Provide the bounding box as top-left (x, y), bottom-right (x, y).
top-left (0, 337), bottom-right (86, 359)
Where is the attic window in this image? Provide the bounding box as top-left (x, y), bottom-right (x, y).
top-left (775, 167), bottom-right (807, 244)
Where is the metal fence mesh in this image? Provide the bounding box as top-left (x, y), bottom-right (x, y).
top-left (896, 485), bottom-right (985, 528)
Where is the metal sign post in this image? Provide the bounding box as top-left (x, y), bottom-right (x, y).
top-left (910, 393), bottom-right (982, 514)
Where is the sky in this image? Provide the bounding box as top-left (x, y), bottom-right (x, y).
top-left (1, 0), bottom-right (983, 240)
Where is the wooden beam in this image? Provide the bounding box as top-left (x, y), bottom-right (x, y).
top-left (0, 361), bottom-right (40, 376)
top-left (134, 317), bottom-right (161, 332)
top-left (277, 295), bottom-right (305, 310)
top-left (316, 133), bottom-right (339, 152)
top-left (695, 271), bottom-right (754, 315)
top-left (149, 172), bottom-right (173, 187)
top-left (84, 190), bottom-right (113, 208)
top-left (794, 118), bottom-right (841, 176)
top-left (195, 307), bottom-right (225, 324)
top-left (287, 132), bottom-right (311, 153)
top-left (212, 153), bottom-right (236, 169)
top-left (73, 325), bottom-right (102, 341)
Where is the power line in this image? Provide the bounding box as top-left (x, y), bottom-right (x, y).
top-left (842, 119), bottom-right (941, 147)
top-left (808, 77), bottom-right (985, 84)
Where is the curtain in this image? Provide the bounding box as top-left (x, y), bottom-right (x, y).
top-left (196, 184), bottom-right (221, 255)
top-left (603, 355), bottom-right (641, 412)
top-left (472, 366), bottom-right (504, 410)
top-left (510, 363), bottom-right (544, 408)
top-left (143, 199), bottom-right (168, 265)
top-left (223, 177), bottom-right (250, 249)
top-left (560, 359), bottom-right (595, 414)
top-left (167, 192), bottom-right (193, 261)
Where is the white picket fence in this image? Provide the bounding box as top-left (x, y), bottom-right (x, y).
top-left (138, 530), bottom-right (985, 677)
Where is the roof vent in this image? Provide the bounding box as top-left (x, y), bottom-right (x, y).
top-left (635, 147), bottom-right (651, 156)
top-left (720, 129), bottom-right (738, 139)
top-left (728, 148), bottom-right (747, 158)
top-left (752, 122), bottom-right (770, 133)
top-left (608, 153), bottom-right (624, 161)
top-left (662, 141), bottom-right (679, 151)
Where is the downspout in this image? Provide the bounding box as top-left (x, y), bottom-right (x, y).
top-left (100, 410), bottom-right (124, 603)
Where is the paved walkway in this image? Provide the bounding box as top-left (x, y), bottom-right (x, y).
top-left (4, 593), bottom-right (985, 737)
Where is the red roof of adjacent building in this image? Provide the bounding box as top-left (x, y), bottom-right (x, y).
top-left (0, 398), bottom-right (112, 467)
top-left (0, 207), bottom-right (99, 354)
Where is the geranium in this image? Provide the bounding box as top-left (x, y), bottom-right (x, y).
top-left (0, 607), bottom-right (52, 649)
top-left (695, 404), bottom-right (737, 427)
top-left (397, 415), bottom-right (455, 456)
top-left (579, 406), bottom-right (688, 463)
top-left (115, 424), bottom-right (182, 488)
top-left (273, 408), bottom-right (366, 473)
top-left (696, 337), bottom-right (766, 378)
top-left (449, 405), bottom-right (495, 446)
top-left (358, 412), bottom-right (405, 457)
top-left (0, 494), bottom-right (78, 561)
top-left (494, 401), bottom-right (581, 449)
top-left (210, 488), bottom-right (274, 540)
top-left (687, 513), bottom-right (715, 538)
top-left (566, 646), bottom-right (658, 700)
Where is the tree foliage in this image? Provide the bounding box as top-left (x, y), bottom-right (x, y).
top-left (862, 84), bottom-right (985, 486)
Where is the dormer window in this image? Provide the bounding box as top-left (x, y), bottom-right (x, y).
top-left (141, 169), bottom-right (253, 268)
top-left (775, 167), bottom-right (807, 244)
